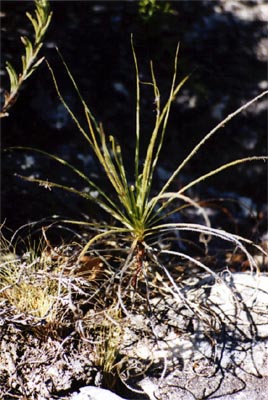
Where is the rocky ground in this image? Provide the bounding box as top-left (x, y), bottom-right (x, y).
top-left (1, 258), bottom-right (268, 399)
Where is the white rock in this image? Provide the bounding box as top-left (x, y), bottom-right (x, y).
top-left (70, 386), bottom-right (128, 400)
top-left (208, 273), bottom-right (268, 338)
top-left (139, 377), bottom-right (158, 400)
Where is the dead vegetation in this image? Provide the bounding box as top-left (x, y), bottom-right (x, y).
top-left (1, 222), bottom-right (268, 399)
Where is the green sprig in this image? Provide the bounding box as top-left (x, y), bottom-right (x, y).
top-left (1, 0), bottom-right (52, 118)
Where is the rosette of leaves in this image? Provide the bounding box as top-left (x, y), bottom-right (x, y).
top-left (1, 0), bottom-right (52, 118)
top-left (12, 38), bottom-right (268, 283)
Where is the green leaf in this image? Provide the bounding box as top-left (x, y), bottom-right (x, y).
top-left (26, 11), bottom-right (39, 38)
top-left (24, 56), bottom-right (44, 79)
top-left (6, 62), bottom-right (19, 93)
top-left (21, 54), bottom-right (27, 72)
top-left (21, 36), bottom-right (33, 63)
top-left (31, 56), bottom-right (45, 70)
top-left (35, 8), bottom-right (43, 33)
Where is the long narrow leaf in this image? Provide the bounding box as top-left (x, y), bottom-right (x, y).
top-left (178, 156), bottom-right (268, 195)
top-left (159, 90), bottom-right (268, 196)
top-left (146, 192), bottom-right (211, 229)
top-left (149, 156), bottom-right (267, 219)
top-left (56, 48), bottom-right (100, 132)
top-left (78, 227), bottom-right (133, 259)
top-left (131, 35), bottom-right (141, 182)
top-left (140, 44), bottom-right (188, 211)
top-left (9, 146), bottom-right (129, 225)
top-left (15, 173), bottom-right (130, 226)
top-left (46, 61), bottom-right (94, 149)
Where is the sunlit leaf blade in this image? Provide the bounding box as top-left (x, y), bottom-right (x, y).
top-left (24, 57), bottom-right (45, 79)
top-left (5, 62), bottom-right (19, 93)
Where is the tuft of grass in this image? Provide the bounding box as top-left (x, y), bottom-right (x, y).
top-left (13, 37), bottom-right (268, 275)
top-left (0, 230), bottom-right (60, 321)
top-left (0, 0), bottom-right (52, 118)
top-left (2, 33), bottom-right (268, 389)
top-left (92, 307), bottom-right (123, 389)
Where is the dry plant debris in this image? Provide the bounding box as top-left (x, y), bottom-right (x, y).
top-left (1, 227), bottom-right (268, 399)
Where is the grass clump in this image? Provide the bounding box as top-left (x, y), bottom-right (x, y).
top-left (15, 37), bottom-right (268, 275)
top-left (7, 37), bottom-right (267, 344)
top-left (92, 307), bottom-right (123, 389)
top-left (0, 230), bottom-right (60, 322)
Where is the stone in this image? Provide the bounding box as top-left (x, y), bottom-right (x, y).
top-left (70, 386), bottom-right (128, 400)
